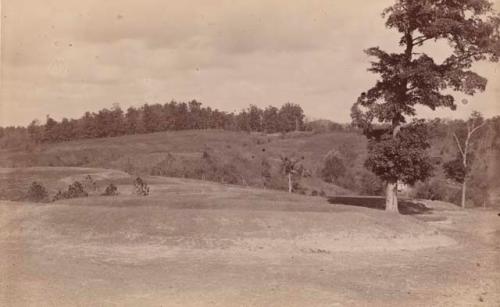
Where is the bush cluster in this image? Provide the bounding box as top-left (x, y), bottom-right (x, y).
top-left (102, 183), bottom-right (119, 196)
top-left (53, 181), bottom-right (88, 201)
top-left (411, 179), bottom-right (460, 204)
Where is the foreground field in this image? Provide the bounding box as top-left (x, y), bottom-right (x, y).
top-left (0, 167), bottom-right (499, 306)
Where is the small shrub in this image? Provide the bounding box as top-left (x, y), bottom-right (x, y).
top-left (102, 183), bottom-right (118, 196)
top-left (311, 190), bottom-right (318, 196)
top-left (52, 181), bottom-right (88, 201)
top-left (319, 190), bottom-right (326, 197)
top-left (27, 181), bottom-right (49, 202)
top-left (52, 190), bottom-right (62, 200)
top-left (134, 177), bottom-right (150, 196)
top-left (84, 175), bottom-right (98, 192)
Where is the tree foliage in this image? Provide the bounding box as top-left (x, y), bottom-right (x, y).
top-left (443, 156), bottom-right (468, 183)
top-left (355, 0), bottom-right (499, 127)
top-left (365, 120), bottom-right (434, 185)
top-left (320, 150), bottom-right (346, 183)
top-left (354, 0), bottom-right (499, 126)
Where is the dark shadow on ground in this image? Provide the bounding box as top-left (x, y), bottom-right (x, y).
top-left (328, 196), bottom-right (432, 215)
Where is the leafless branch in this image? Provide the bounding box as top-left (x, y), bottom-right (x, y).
top-left (469, 121), bottom-right (486, 137)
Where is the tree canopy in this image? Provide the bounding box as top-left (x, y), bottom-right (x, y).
top-left (0, 101), bottom-right (308, 145)
top-left (353, 0), bottom-right (500, 128)
top-left (352, 0), bottom-right (499, 211)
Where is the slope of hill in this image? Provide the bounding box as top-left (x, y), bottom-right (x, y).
top-left (1, 129), bottom-right (499, 204)
top-left (0, 130), bottom-right (366, 196)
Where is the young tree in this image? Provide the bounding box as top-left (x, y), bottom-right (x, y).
top-left (352, 0), bottom-right (500, 212)
top-left (279, 155), bottom-right (304, 193)
top-left (42, 115), bottom-right (59, 142)
top-left (444, 111), bottom-right (485, 208)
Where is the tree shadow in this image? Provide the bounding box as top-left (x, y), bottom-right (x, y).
top-left (327, 196), bottom-right (432, 215)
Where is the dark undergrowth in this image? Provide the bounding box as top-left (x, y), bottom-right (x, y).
top-left (328, 196), bottom-right (433, 215)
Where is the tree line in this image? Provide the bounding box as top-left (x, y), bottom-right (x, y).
top-left (0, 101), bottom-right (307, 144)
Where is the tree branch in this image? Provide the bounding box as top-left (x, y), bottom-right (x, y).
top-left (413, 36), bottom-right (433, 45)
top-left (469, 121), bottom-right (486, 137)
top-left (453, 132), bottom-right (465, 159)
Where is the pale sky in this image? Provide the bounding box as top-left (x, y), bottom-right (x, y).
top-left (1, 0), bottom-right (499, 126)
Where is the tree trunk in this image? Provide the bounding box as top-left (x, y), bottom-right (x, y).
top-left (288, 173), bottom-right (292, 193)
top-left (461, 180), bottom-right (466, 209)
top-left (386, 121), bottom-right (402, 213)
top-left (385, 181), bottom-right (399, 213)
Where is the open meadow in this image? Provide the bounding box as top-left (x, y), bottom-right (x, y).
top-left (0, 166), bottom-right (499, 306)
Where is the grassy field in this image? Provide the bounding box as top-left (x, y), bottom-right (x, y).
top-left (0, 130), bottom-right (365, 196)
top-left (0, 167), bottom-right (499, 306)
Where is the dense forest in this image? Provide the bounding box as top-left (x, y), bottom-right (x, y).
top-left (0, 101), bottom-right (326, 147)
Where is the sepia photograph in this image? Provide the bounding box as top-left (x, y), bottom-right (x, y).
top-left (1, 0), bottom-right (499, 306)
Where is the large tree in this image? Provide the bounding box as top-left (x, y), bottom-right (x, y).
top-left (352, 0), bottom-right (500, 212)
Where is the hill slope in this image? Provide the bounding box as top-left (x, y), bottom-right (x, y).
top-left (0, 130), bottom-right (366, 196)
top-left (1, 129), bottom-right (499, 203)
